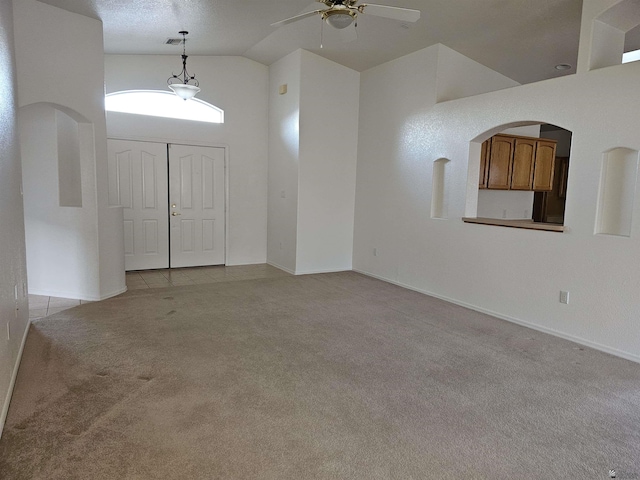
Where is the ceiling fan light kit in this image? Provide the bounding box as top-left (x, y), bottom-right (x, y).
top-left (271, 0), bottom-right (420, 31)
top-left (323, 8), bottom-right (357, 29)
top-left (167, 31), bottom-right (201, 100)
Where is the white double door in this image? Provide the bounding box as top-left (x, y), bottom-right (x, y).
top-left (107, 139), bottom-right (225, 271)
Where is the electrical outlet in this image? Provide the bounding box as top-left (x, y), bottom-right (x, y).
top-left (373, 248), bottom-right (377, 257)
top-left (502, 209), bottom-right (507, 219)
top-left (559, 290), bottom-right (570, 304)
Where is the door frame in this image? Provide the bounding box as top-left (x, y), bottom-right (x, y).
top-left (108, 135), bottom-right (229, 267)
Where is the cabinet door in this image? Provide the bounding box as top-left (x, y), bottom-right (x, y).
top-left (533, 140), bottom-right (557, 191)
top-left (511, 138), bottom-right (536, 190)
top-left (479, 139), bottom-right (490, 189)
top-left (487, 135), bottom-right (514, 190)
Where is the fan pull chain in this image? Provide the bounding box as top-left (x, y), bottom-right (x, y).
top-left (320, 20), bottom-right (324, 49)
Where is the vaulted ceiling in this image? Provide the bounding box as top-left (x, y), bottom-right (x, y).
top-left (35, 0), bottom-right (640, 84)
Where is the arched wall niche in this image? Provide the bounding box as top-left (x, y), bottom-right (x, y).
top-left (20, 102), bottom-right (92, 207)
top-left (466, 121), bottom-right (573, 224)
top-left (21, 101), bottom-right (91, 124)
top-left (19, 101), bottom-right (101, 299)
top-left (431, 158), bottom-right (450, 219)
top-left (595, 146), bottom-right (639, 237)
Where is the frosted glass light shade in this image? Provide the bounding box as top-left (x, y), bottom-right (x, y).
top-left (325, 12), bottom-right (355, 29)
top-left (169, 83), bottom-right (201, 100)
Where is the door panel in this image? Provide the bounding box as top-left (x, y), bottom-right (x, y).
top-left (107, 139), bottom-right (169, 271)
top-left (169, 144), bottom-right (225, 268)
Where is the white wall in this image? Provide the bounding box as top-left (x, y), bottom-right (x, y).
top-left (105, 55), bottom-right (269, 266)
top-left (267, 51), bottom-right (301, 273)
top-left (0, 0), bottom-right (30, 437)
top-left (477, 190), bottom-right (535, 220)
top-left (267, 50), bottom-right (359, 275)
top-left (20, 104), bottom-right (101, 298)
top-left (296, 50), bottom-right (359, 274)
top-left (354, 46), bottom-right (440, 280)
top-left (354, 43), bottom-right (640, 362)
top-left (13, 0), bottom-right (125, 300)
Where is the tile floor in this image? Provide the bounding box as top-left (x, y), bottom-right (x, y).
top-left (28, 264), bottom-right (291, 320)
top-left (28, 294), bottom-right (93, 320)
top-left (125, 264), bottom-right (290, 289)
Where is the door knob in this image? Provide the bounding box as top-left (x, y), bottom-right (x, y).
top-left (171, 212), bottom-right (181, 216)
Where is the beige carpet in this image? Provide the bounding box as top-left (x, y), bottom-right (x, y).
top-left (1, 271), bottom-right (639, 479)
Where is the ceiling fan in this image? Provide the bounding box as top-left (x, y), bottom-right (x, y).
top-left (271, 0), bottom-right (420, 30)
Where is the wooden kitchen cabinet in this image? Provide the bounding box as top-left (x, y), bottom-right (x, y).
top-left (479, 139), bottom-right (490, 189)
top-left (532, 140), bottom-right (557, 191)
top-left (511, 138), bottom-right (536, 190)
top-left (481, 134), bottom-right (556, 192)
top-left (486, 135), bottom-right (515, 190)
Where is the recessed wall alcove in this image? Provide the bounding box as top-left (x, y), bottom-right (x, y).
top-left (595, 147), bottom-right (639, 237)
top-left (56, 108), bottom-right (82, 207)
top-left (431, 158), bottom-right (450, 219)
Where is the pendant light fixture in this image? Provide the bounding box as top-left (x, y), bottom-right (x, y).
top-left (168, 31), bottom-right (200, 101)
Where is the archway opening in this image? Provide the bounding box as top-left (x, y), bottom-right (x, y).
top-left (468, 122), bottom-right (572, 229)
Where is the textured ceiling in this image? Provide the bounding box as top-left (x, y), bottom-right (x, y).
top-left (35, 0), bottom-right (635, 84)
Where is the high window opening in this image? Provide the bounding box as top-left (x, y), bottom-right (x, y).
top-left (623, 24), bottom-right (640, 64)
top-left (588, 0), bottom-right (640, 70)
top-left (105, 90), bottom-right (224, 124)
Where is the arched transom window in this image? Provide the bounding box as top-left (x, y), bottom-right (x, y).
top-left (105, 90), bottom-right (224, 124)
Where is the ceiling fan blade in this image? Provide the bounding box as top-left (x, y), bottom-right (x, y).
top-left (358, 4), bottom-right (421, 22)
top-left (271, 10), bottom-right (323, 27)
top-left (335, 23), bottom-right (358, 43)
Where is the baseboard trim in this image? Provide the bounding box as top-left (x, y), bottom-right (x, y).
top-left (266, 261), bottom-right (295, 275)
top-left (0, 319), bottom-right (31, 440)
top-left (295, 267), bottom-right (351, 275)
top-left (96, 286), bottom-right (127, 301)
top-left (353, 268), bottom-right (640, 365)
top-left (28, 285), bottom-right (127, 302)
top-left (225, 260), bottom-right (268, 267)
